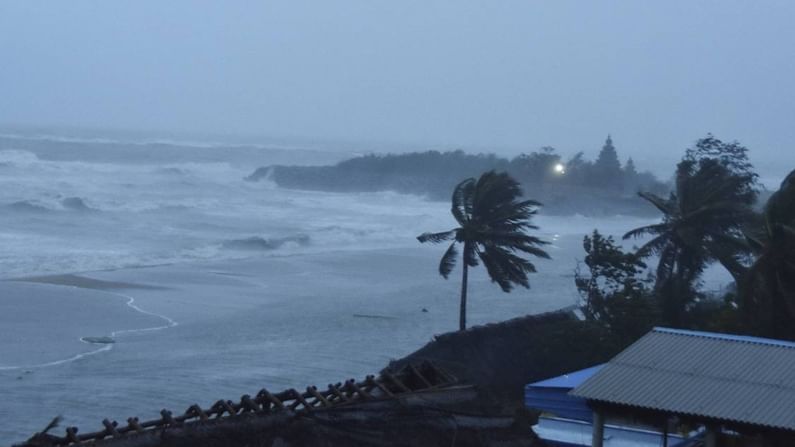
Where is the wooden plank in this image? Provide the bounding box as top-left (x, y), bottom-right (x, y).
top-left (256, 388), bottom-right (285, 410)
top-left (347, 381), bottom-right (372, 399)
top-left (409, 364), bottom-right (433, 388)
top-left (307, 386), bottom-right (332, 407)
top-left (384, 372), bottom-right (412, 393)
top-left (327, 383), bottom-right (350, 402)
top-left (365, 376), bottom-right (395, 397)
top-left (102, 419), bottom-right (120, 438)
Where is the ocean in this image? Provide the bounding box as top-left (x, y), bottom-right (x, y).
top-left (0, 132), bottom-right (724, 443)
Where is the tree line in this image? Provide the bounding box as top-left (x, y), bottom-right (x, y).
top-left (577, 135), bottom-right (795, 343)
top-left (417, 134), bottom-right (794, 344)
top-left (256, 136), bottom-right (668, 215)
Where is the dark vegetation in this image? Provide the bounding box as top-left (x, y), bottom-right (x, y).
top-left (384, 134), bottom-right (793, 437)
top-left (742, 169), bottom-right (795, 339)
top-left (407, 134), bottom-right (793, 347)
top-left (384, 311), bottom-right (622, 409)
top-left (417, 171), bottom-right (550, 331)
top-left (248, 136), bottom-right (668, 216)
top-left (577, 135), bottom-right (795, 344)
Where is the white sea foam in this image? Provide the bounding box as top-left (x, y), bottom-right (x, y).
top-left (0, 140), bottom-right (471, 277)
top-left (0, 132), bottom-right (742, 444)
top-left (0, 291), bottom-right (177, 371)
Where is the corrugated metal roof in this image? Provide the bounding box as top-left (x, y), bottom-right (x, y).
top-left (570, 327), bottom-right (795, 431)
top-left (527, 364), bottom-right (605, 389)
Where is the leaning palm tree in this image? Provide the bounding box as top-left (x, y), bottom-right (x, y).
top-left (623, 158), bottom-right (754, 326)
top-left (417, 171), bottom-right (550, 331)
top-left (742, 169), bottom-right (795, 339)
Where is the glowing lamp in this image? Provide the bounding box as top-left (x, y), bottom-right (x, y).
top-left (554, 163), bottom-right (566, 175)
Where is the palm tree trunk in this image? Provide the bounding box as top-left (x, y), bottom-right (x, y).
top-left (459, 259), bottom-right (469, 331)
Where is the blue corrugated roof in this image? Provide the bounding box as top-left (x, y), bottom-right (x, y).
top-left (526, 364), bottom-right (605, 389)
top-left (653, 327), bottom-right (795, 349)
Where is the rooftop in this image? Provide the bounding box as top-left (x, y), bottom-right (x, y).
top-left (527, 364), bottom-right (604, 389)
top-left (571, 327), bottom-right (795, 431)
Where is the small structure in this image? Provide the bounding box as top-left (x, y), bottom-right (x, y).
top-left (525, 364), bottom-right (691, 446)
top-left (525, 364), bottom-right (603, 423)
top-left (571, 327), bottom-right (795, 447)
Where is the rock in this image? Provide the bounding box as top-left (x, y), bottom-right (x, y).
top-left (81, 336), bottom-right (115, 344)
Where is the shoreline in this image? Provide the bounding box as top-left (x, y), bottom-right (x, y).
top-left (7, 273), bottom-right (166, 290)
top-left (0, 242), bottom-right (640, 443)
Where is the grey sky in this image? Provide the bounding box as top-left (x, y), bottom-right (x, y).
top-left (1, 1), bottom-right (794, 178)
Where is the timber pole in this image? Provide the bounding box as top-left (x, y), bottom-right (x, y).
top-left (592, 409), bottom-right (605, 447)
top-left (459, 260), bottom-right (468, 331)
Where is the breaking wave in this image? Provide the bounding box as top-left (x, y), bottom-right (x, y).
top-left (0, 149), bottom-right (40, 167)
top-left (6, 200), bottom-right (54, 213)
top-left (61, 197), bottom-right (96, 212)
top-left (220, 234), bottom-right (310, 251)
top-left (5, 197), bottom-right (98, 213)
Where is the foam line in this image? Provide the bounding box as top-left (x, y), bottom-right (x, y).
top-left (0, 290), bottom-right (177, 371)
top-left (108, 292), bottom-right (178, 336)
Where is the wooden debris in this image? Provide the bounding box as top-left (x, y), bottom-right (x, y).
top-left (15, 363), bottom-right (458, 447)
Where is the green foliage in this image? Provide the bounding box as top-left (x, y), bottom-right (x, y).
top-left (510, 146), bottom-right (562, 185)
top-left (624, 147), bottom-right (757, 327)
top-left (418, 171), bottom-right (550, 330)
top-left (741, 169), bottom-right (795, 340)
top-left (262, 139), bottom-right (669, 215)
top-left (268, 150), bottom-right (509, 199)
top-left (685, 134), bottom-right (759, 203)
top-left (576, 230), bottom-right (657, 342)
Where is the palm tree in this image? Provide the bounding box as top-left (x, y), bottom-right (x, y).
top-left (417, 171), bottom-right (550, 331)
top-left (623, 159), bottom-right (754, 326)
top-left (742, 169), bottom-right (795, 339)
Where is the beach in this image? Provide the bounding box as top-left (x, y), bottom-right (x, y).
top-left (0, 244), bottom-right (588, 442)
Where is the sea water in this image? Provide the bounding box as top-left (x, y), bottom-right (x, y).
top-left (0, 132), bottom-right (726, 443)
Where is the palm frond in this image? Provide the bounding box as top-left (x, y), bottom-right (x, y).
top-left (655, 245), bottom-right (678, 285)
top-left (417, 230), bottom-right (456, 244)
top-left (451, 178), bottom-right (476, 226)
top-left (463, 241), bottom-right (479, 267)
top-left (477, 245), bottom-right (535, 292)
top-left (623, 223), bottom-right (668, 240)
top-left (638, 191), bottom-right (674, 215)
top-left (476, 247), bottom-right (513, 292)
top-left (706, 240), bottom-right (749, 281)
top-left (482, 231), bottom-right (548, 247)
top-left (708, 232), bottom-right (751, 254)
top-left (472, 171), bottom-right (524, 221)
top-left (514, 244), bottom-right (552, 259)
top-left (745, 233), bottom-right (765, 253)
top-left (632, 234), bottom-right (668, 257)
top-left (438, 242), bottom-right (458, 279)
top-left (483, 199), bottom-right (541, 225)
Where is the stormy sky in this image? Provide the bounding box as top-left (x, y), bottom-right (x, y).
top-left (1, 1), bottom-right (794, 176)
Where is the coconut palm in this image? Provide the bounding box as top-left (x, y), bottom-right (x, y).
top-left (623, 158), bottom-right (754, 326)
top-left (742, 169), bottom-right (795, 339)
top-left (417, 171), bottom-right (550, 331)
